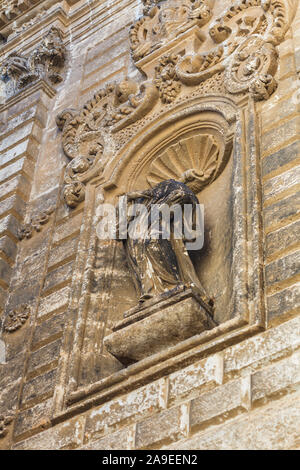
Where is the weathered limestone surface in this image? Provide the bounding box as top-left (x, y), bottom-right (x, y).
top-left (0, 0), bottom-right (299, 450)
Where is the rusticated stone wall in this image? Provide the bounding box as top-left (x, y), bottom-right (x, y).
top-left (0, 0), bottom-right (299, 450)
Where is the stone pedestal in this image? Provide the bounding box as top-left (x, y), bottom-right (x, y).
top-left (104, 287), bottom-right (216, 365)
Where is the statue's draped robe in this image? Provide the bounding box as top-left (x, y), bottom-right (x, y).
top-left (118, 179), bottom-right (207, 302)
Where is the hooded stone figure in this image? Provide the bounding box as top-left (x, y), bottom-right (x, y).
top-left (116, 179), bottom-right (210, 306)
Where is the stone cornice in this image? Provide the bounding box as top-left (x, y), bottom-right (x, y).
top-left (0, 0), bottom-right (80, 36)
top-left (0, 6), bottom-right (69, 56)
top-left (0, 79), bottom-right (56, 113)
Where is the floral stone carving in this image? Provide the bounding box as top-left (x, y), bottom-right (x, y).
top-left (0, 27), bottom-right (66, 97)
top-left (18, 206), bottom-right (55, 240)
top-left (4, 304), bottom-right (30, 333)
top-left (154, 53), bottom-right (181, 103)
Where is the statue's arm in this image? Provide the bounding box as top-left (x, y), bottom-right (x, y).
top-left (124, 189), bottom-right (153, 201)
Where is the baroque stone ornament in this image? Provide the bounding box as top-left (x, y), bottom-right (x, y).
top-left (18, 206), bottom-right (55, 240)
top-left (0, 27), bottom-right (66, 97)
top-left (57, 0), bottom-right (295, 210)
top-left (0, 415), bottom-right (13, 439)
top-left (0, 1), bottom-right (41, 26)
top-left (130, 0), bottom-right (213, 62)
top-left (57, 79), bottom-right (159, 207)
top-left (4, 304), bottom-right (30, 333)
top-left (129, 0), bottom-right (291, 87)
top-left (154, 53), bottom-right (181, 103)
top-left (224, 36), bottom-right (278, 100)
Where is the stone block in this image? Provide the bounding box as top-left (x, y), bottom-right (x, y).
top-left (261, 116), bottom-right (299, 156)
top-left (21, 369), bottom-right (57, 405)
top-left (52, 212), bottom-right (82, 244)
top-left (0, 174), bottom-right (30, 201)
top-left (136, 405), bottom-right (185, 449)
top-left (0, 353), bottom-right (24, 389)
top-left (38, 286), bottom-right (70, 318)
top-left (190, 377), bottom-right (251, 431)
top-left (48, 235), bottom-right (78, 268)
top-left (0, 214), bottom-right (21, 240)
top-left (0, 194), bottom-right (26, 221)
top-left (263, 191), bottom-right (300, 229)
top-left (105, 288), bottom-right (216, 364)
top-left (168, 353), bottom-right (223, 403)
top-left (82, 425), bottom-right (135, 450)
top-left (252, 351), bottom-right (300, 402)
top-left (28, 339), bottom-right (62, 373)
top-left (42, 261), bottom-right (73, 294)
top-left (0, 379), bottom-right (21, 416)
top-left (85, 379), bottom-right (162, 440)
top-left (0, 258), bottom-right (12, 285)
top-left (169, 392), bottom-right (300, 450)
top-left (263, 166), bottom-right (300, 203)
top-left (14, 398), bottom-right (53, 438)
top-left (32, 311), bottom-right (68, 347)
top-left (265, 250), bottom-right (300, 286)
top-left (267, 283), bottom-right (300, 318)
top-left (266, 220), bottom-right (300, 258)
top-left (262, 141), bottom-right (299, 178)
top-left (0, 122), bottom-right (36, 153)
top-left (224, 316), bottom-right (300, 376)
top-left (14, 415), bottom-right (86, 450)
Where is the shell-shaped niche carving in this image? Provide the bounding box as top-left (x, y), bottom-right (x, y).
top-left (147, 134), bottom-right (223, 193)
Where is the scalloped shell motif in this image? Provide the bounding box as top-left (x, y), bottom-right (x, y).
top-left (147, 134), bottom-right (222, 193)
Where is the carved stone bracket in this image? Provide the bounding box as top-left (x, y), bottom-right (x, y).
top-left (3, 304), bottom-right (30, 333)
top-left (105, 286), bottom-right (216, 365)
top-left (0, 26), bottom-right (66, 98)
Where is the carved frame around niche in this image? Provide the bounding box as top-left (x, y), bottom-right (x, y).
top-left (52, 92), bottom-right (265, 421)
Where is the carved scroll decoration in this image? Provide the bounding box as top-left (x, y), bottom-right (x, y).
top-left (57, 80), bottom-right (159, 207)
top-left (57, 0), bottom-right (296, 207)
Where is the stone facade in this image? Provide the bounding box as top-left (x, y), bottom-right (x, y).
top-left (0, 0), bottom-right (299, 450)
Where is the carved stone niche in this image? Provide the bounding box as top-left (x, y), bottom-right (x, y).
top-left (55, 95), bottom-right (265, 415)
top-left (103, 117), bottom-right (232, 364)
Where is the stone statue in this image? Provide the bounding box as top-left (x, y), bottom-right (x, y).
top-left (117, 179), bottom-right (211, 306)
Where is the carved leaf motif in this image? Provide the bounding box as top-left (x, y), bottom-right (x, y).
top-left (147, 134), bottom-right (221, 192)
